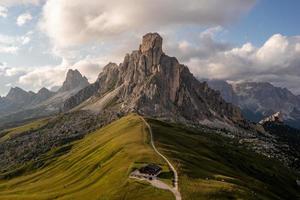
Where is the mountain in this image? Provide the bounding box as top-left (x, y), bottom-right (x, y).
top-left (59, 69), bottom-right (89, 92)
top-left (39, 69), bottom-right (90, 107)
top-left (207, 80), bottom-right (300, 129)
top-left (0, 69), bottom-right (89, 129)
top-left (32, 87), bottom-right (55, 104)
top-left (64, 33), bottom-right (244, 128)
top-left (0, 87), bottom-right (36, 116)
top-left (5, 87), bottom-right (35, 103)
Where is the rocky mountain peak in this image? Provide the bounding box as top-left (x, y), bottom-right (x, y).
top-left (6, 87), bottom-right (34, 103)
top-left (64, 33), bottom-right (245, 127)
top-left (38, 87), bottom-right (51, 94)
top-left (7, 87), bottom-right (26, 96)
top-left (140, 33), bottom-right (163, 53)
top-left (138, 32), bottom-right (164, 68)
top-left (59, 69), bottom-right (89, 92)
top-left (36, 87), bottom-right (54, 99)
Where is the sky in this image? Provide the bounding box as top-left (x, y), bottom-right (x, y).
top-left (0, 0), bottom-right (300, 96)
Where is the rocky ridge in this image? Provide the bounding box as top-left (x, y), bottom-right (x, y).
top-left (64, 33), bottom-right (245, 127)
top-left (0, 69), bottom-right (89, 128)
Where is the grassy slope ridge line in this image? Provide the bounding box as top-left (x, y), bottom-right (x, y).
top-left (148, 119), bottom-right (300, 200)
top-left (0, 114), bottom-right (174, 200)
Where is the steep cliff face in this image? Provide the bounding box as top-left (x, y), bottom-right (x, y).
top-left (64, 33), bottom-right (244, 126)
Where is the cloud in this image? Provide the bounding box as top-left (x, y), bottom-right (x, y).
top-left (17, 12), bottom-right (33, 26)
top-left (18, 57), bottom-right (106, 91)
top-left (0, 32), bottom-right (32, 53)
top-left (18, 65), bottom-right (66, 90)
top-left (0, 0), bottom-right (41, 6)
top-left (179, 31), bottom-right (300, 94)
top-left (40, 0), bottom-right (256, 47)
top-left (166, 26), bottom-right (231, 62)
top-left (71, 59), bottom-right (102, 82)
top-left (0, 46), bottom-right (19, 53)
top-left (0, 6), bottom-right (7, 18)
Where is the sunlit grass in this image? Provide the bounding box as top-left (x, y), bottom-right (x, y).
top-left (0, 114), bottom-right (174, 200)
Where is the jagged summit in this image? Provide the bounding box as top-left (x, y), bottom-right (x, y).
top-left (140, 33), bottom-right (163, 52)
top-left (37, 87), bottom-right (51, 95)
top-left (64, 33), bottom-right (244, 127)
top-left (6, 87), bottom-right (34, 103)
top-left (59, 69), bottom-right (89, 92)
top-left (33, 87), bottom-right (54, 104)
top-left (6, 87), bottom-right (28, 97)
top-left (139, 33), bottom-right (163, 67)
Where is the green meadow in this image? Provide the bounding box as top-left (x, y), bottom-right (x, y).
top-left (0, 114), bottom-right (174, 200)
top-left (149, 119), bottom-right (300, 200)
top-left (0, 114), bottom-right (299, 200)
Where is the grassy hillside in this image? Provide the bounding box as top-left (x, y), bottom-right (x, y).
top-left (0, 118), bottom-right (50, 143)
top-left (1, 114), bottom-right (299, 200)
top-left (148, 119), bottom-right (300, 200)
top-left (0, 114), bottom-right (174, 200)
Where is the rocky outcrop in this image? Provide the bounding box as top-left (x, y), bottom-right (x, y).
top-left (259, 112), bottom-right (284, 125)
top-left (59, 69), bottom-right (89, 92)
top-left (64, 33), bottom-right (244, 127)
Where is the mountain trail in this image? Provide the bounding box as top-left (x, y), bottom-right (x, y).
top-left (140, 116), bottom-right (182, 200)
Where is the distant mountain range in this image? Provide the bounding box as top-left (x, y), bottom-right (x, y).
top-left (207, 80), bottom-right (300, 129)
top-left (0, 69), bottom-right (89, 128)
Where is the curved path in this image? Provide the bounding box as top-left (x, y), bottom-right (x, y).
top-left (140, 117), bottom-right (182, 200)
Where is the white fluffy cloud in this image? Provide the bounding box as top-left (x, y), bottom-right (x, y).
top-left (17, 12), bottom-right (33, 26)
top-left (180, 31), bottom-right (300, 94)
top-left (17, 57), bottom-right (106, 92)
top-left (18, 64), bottom-right (66, 90)
top-left (0, 6), bottom-right (7, 18)
top-left (40, 0), bottom-right (256, 47)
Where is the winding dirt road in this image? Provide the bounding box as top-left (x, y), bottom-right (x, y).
top-left (140, 117), bottom-right (182, 200)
